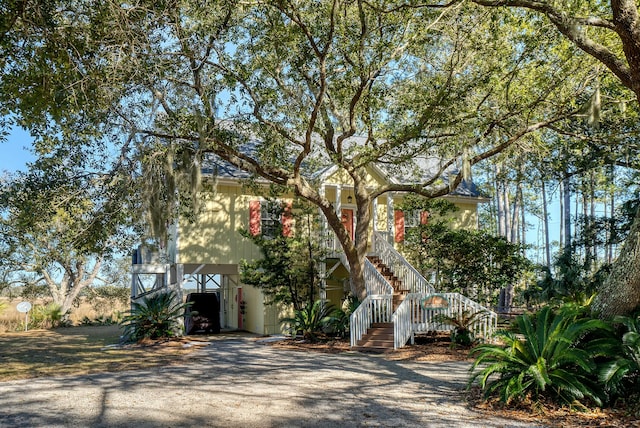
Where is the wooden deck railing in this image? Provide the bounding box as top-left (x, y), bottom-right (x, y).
top-left (393, 292), bottom-right (497, 349)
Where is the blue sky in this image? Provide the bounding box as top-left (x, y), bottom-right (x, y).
top-left (1, 127), bottom-right (35, 173)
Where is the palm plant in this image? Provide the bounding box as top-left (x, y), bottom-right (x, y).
top-left (434, 309), bottom-right (490, 346)
top-left (120, 290), bottom-right (189, 342)
top-left (280, 300), bottom-right (336, 341)
top-left (469, 305), bottom-right (614, 406)
top-left (598, 314), bottom-right (640, 400)
top-left (30, 303), bottom-right (65, 329)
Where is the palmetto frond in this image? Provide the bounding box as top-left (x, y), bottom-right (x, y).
top-left (469, 306), bottom-right (612, 406)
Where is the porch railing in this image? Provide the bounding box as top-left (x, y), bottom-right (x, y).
top-left (372, 231), bottom-right (435, 294)
top-left (350, 294), bottom-right (394, 347)
top-left (392, 292), bottom-right (497, 349)
top-left (130, 264), bottom-right (170, 300)
top-left (364, 258), bottom-right (394, 295)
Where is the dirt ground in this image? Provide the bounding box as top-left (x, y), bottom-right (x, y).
top-left (266, 334), bottom-right (640, 428)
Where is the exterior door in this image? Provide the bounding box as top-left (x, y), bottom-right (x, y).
top-left (237, 287), bottom-right (244, 330)
top-left (341, 209), bottom-right (354, 240)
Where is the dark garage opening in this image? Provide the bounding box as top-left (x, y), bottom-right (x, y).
top-left (184, 293), bottom-right (221, 334)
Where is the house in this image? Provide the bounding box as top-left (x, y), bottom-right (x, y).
top-left (131, 154), bottom-right (497, 350)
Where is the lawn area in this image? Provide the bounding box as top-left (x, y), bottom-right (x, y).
top-left (0, 325), bottom-right (203, 381)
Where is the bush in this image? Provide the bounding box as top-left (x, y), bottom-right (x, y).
top-left (469, 305), bottom-right (614, 406)
top-left (435, 309), bottom-right (490, 347)
top-left (120, 291), bottom-right (189, 342)
top-left (29, 303), bottom-right (67, 329)
top-left (280, 300), bottom-right (336, 341)
top-left (598, 314), bottom-right (640, 403)
top-left (80, 314), bottom-right (121, 326)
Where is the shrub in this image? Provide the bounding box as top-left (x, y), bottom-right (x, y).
top-left (280, 300), bottom-right (336, 341)
top-left (598, 314), bottom-right (640, 402)
top-left (435, 309), bottom-right (491, 347)
top-left (328, 295), bottom-right (360, 338)
top-left (469, 305), bottom-right (613, 406)
top-left (120, 291), bottom-right (189, 342)
top-left (80, 314), bottom-right (121, 326)
top-left (29, 303), bottom-right (66, 329)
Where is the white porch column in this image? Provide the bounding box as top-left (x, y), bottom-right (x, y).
top-left (387, 193), bottom-right (394, 244)
top-left (335, 185), bottom-right (342, 253)
top-left (318, 184), bottom-right (328, 297)
top-left (372, 197), bottom-right (378, 232)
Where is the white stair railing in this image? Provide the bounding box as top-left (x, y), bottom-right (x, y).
top-left (393, 292), bottom-right (497, 349)
top-left (349, 259), bottom-right (394, 347)
top-left (364, 258), bottom-right (394, 295)
top-left (350, 294), bottom-right (393, 347)
top-left (372, 231), bottom-right (435, 294)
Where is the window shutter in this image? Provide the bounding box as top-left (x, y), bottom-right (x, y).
top-left (394, 210), bottom-right (404, 243)
top-left (249, 200), bottom-right (261, 236)
top-left (282, 202), bottom-right (293, 237)
top-left (420, 211), bottom-right (430, 225)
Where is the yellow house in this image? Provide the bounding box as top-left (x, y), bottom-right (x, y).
top-left (131, 157), bottom-right (495, 349)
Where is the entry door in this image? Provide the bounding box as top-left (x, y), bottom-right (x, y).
top-left (341, 208), bottom-right (354, 240)
top-left (237, 287), bottom-right (244, 330)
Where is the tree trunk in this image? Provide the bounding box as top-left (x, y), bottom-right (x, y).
top-left (594, 206), bottom-right (640, 318)
top-left (560, 181), bottom-right (564, 250)
top-left (609, 166), bottom-right (615, 264)
top-left (542, 179), bottom-right (551, 268)
top-left (563, 176), bottom-right (572, 253)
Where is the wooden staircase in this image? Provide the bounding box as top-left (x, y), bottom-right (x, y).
top-left (367, 256), bottom-right (410, 311)
top-left (352, 322), bottom-right (394, 352)
top-left (352, 256), bottom-right (411, 352)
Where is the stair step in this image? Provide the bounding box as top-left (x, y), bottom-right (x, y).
top-left (351, 346), bottom-right (391, 353)
top-left (371, 322), bottom-right (393, 328)
top-left (357, 340), bottom-right (394, 348)
top-left (366, 330), bottom-right (393, 337)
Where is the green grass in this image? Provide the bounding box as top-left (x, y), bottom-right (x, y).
top-left (0, 325), bottom-right (199, 381)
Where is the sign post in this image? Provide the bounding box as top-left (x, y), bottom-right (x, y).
top-left (16, 301), bottom-right (32, 332)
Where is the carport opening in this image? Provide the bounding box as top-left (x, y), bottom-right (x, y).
top-left (184, 293), bottom-right (221, 334)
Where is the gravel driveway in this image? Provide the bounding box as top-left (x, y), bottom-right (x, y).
top-left (0, 335), bottom-right (540, 428)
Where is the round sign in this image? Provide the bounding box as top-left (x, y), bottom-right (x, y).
top-left (16, 302), bottom-right (32, 313)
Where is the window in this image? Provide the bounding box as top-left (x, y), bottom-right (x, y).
top-left (249, 200), bottom-right (292, 238)
top-left (404, 210), bottom-right (421, 236)
top-left (395, 209), bottom-right (429, 243)
top-left (260, 200), bottom-right (281, 238)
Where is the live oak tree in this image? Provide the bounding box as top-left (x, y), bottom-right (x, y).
top-left (2, 1), bottom-right (592, 300)
top-left (0, 153), bottom-right (137, 317)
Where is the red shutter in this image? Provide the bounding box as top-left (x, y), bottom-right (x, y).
top-left (282, 202), bottom-right (293, 237)
top-left (394, 210), bottom-right (404, 243)
top-left (420, 211), bottom-right (430, 225)
top-left (249, 200), bottom-right (261, 236)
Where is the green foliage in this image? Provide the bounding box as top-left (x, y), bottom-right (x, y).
top-left (400, 198), bottom-right (532, 307)
top-left (598, 314), bottom-right (640, 401)
top-left (327, 295), bottom-right (360, 338)
top-left (0, 156), bottom-right (138, 317)
top-left (470, 306), bottom-right (614, 406)
top-left (240, 199), bottom-right (325, 311)
top-left (280, 300), bottom-right (337, 341)
top-left (29, 303), bottom-right (66, 329)
top-left (525, 251), bottom-right (605, 307)
top-left (120, 291), bottom-right (189, 342)
top-left (80, 314), bottom-right (121, 326)
top-left (84, 285), bottom-right (130, 316)
top-left (435, 309), bottom-right (491, 347)
top-left (20, 283), bottom-right (50, 301)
